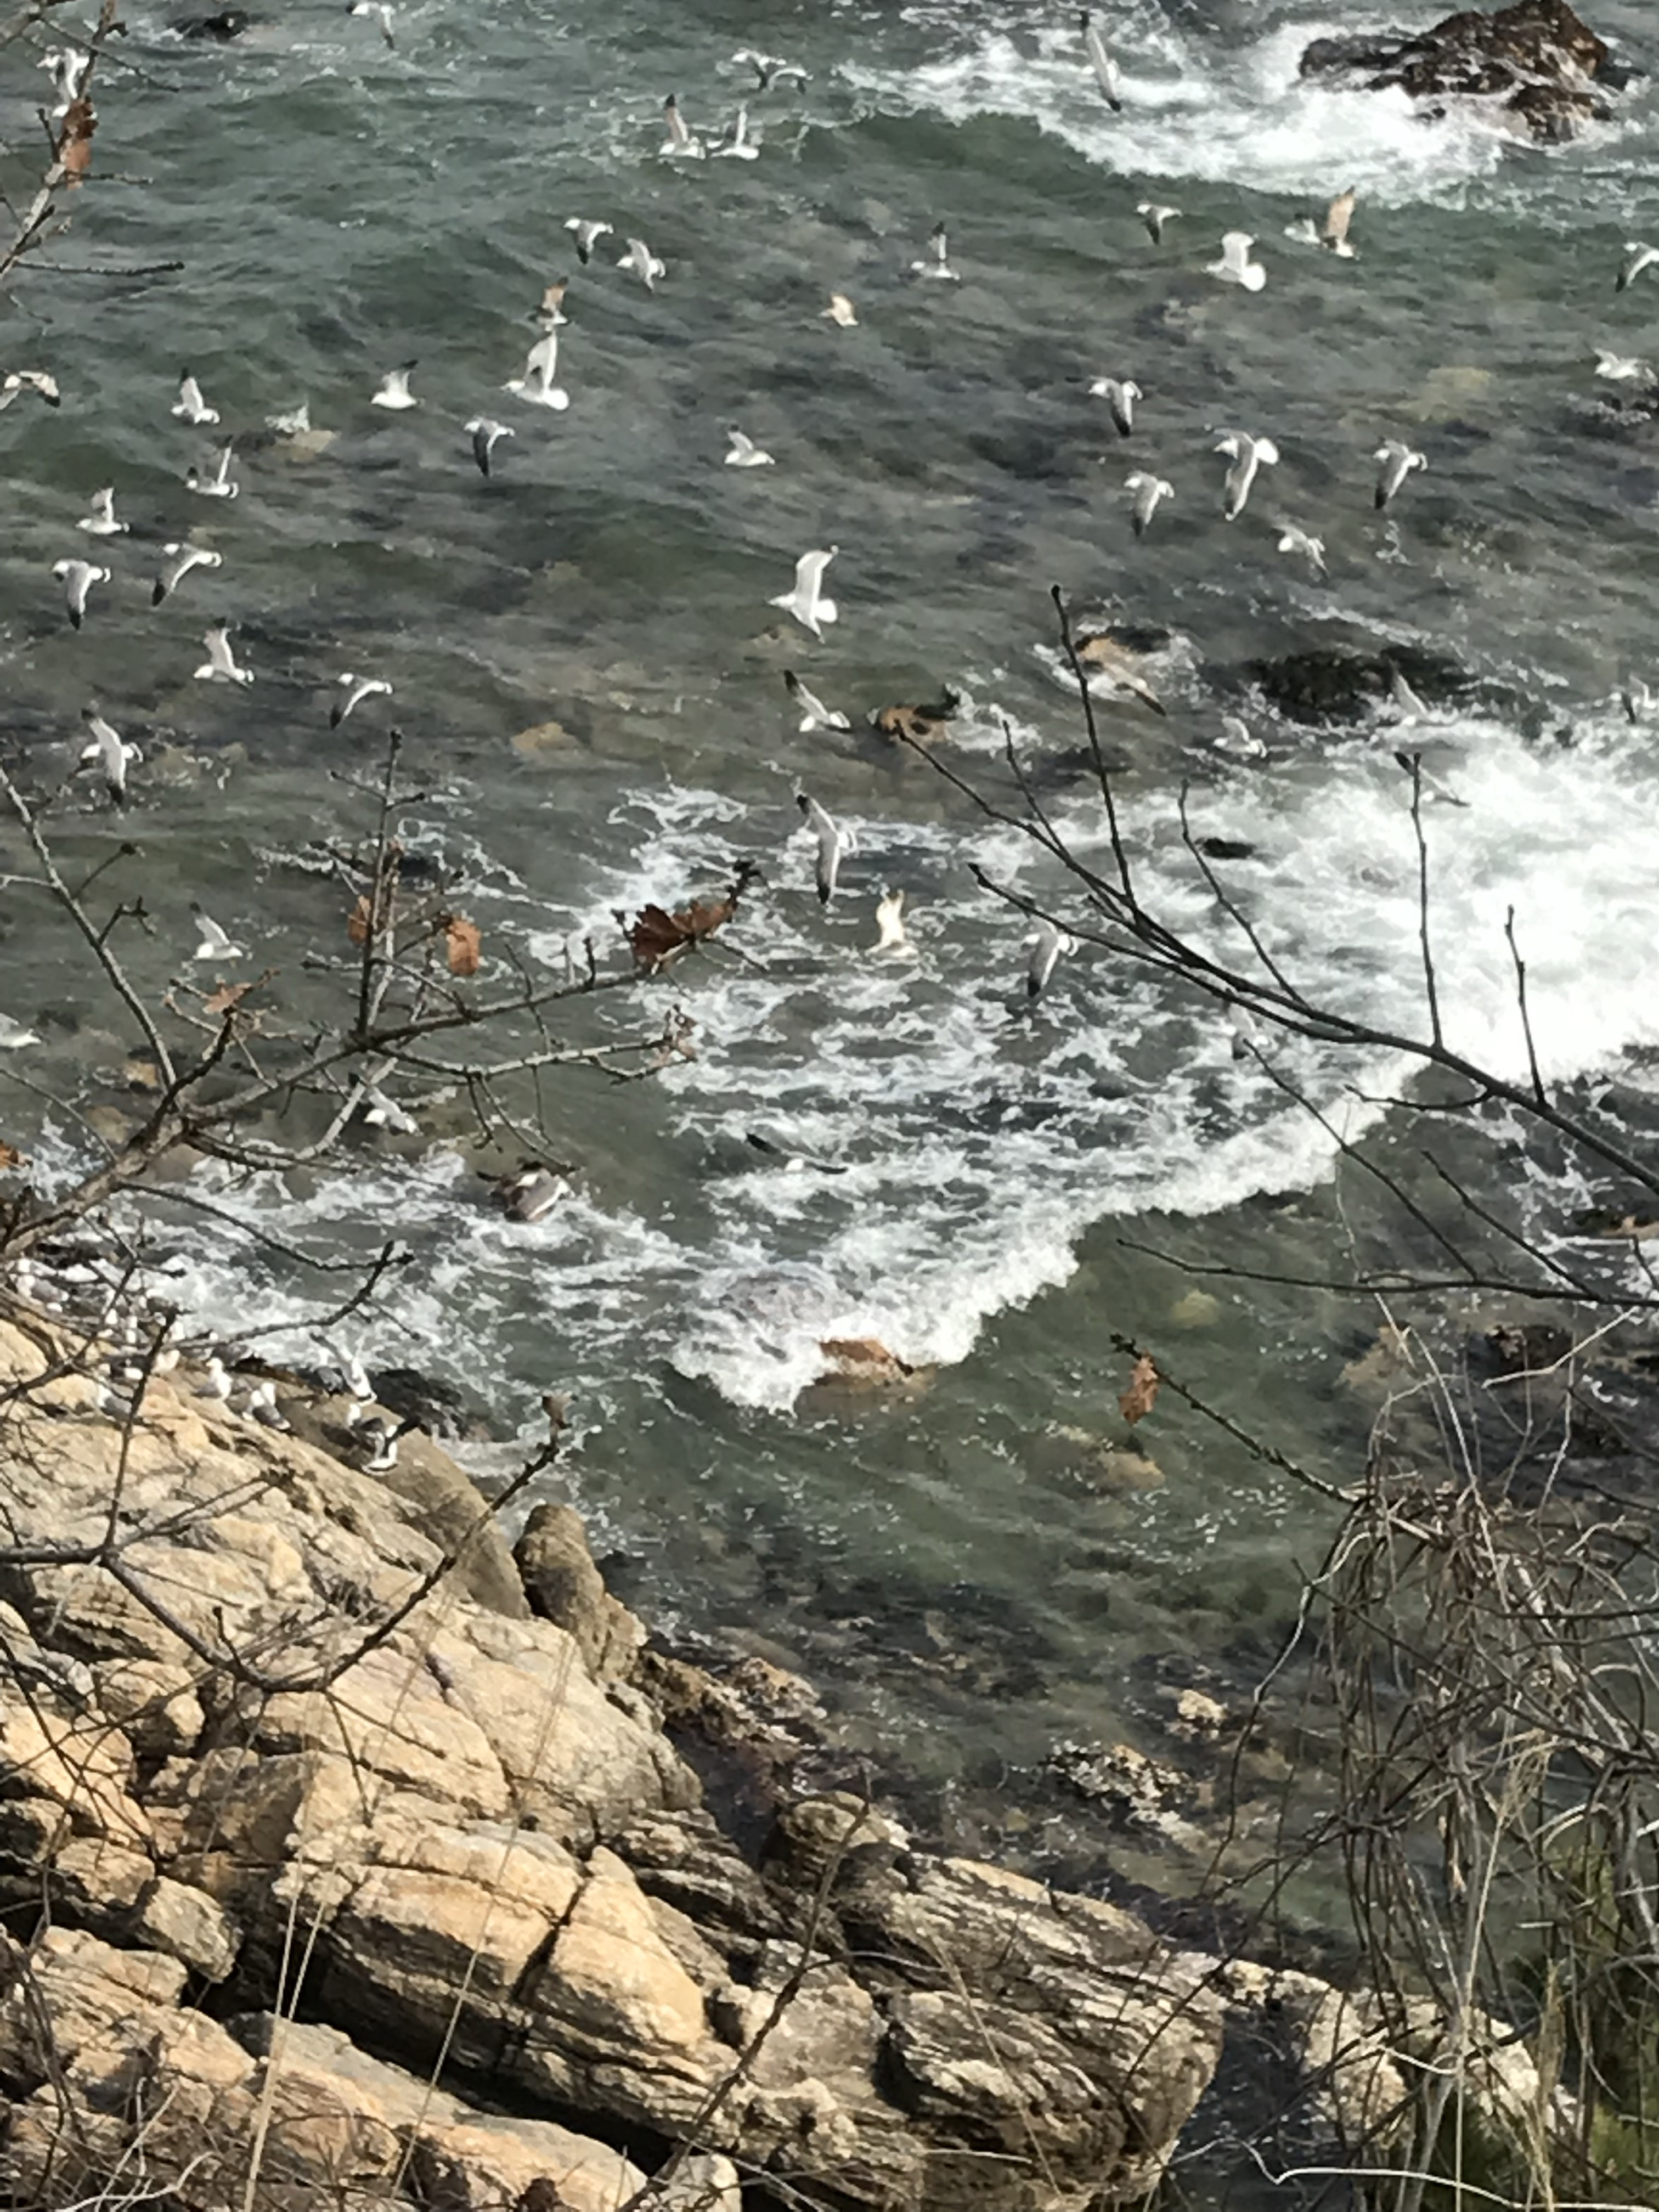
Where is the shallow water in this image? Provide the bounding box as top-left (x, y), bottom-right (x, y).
top-left (4, 0), bottom-right (1659, 1855)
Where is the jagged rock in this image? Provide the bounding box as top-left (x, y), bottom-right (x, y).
top-left (1300, 1), bottom-right (1621, 143)
top-left (132, 1876), bottom-right (241, 1981)
top-left (1245, 644), bottom-right (1470, 725)
top-left (516, 1501), bottom-right (644, 1679)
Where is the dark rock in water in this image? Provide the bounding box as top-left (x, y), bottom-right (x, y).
top-left (1299, 0), bottom-right (1621, 143)
top-left (367, 1362), bottom-right (470, 1435)
top-left (1197, 837), bottom-right (1256, 861)
top-left (174, 7), bottom-right (250, 34)
top-left (1245, 645), bottom-right (1470, 726)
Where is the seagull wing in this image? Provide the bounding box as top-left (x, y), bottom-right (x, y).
top-left (1323, 188), bottom-right (1356, 247)
top-left (795, 549), bottom-right (832, 599)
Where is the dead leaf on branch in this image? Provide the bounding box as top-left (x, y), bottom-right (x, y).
top-left (202, 979), bottom-right (257, 1017)
top-left (0, 1144), bottom-right (30, 1171)
top-left (54, 97), bottom-right (95, 183)
top-left (627, 859), bottom-right (760, 974)
top-left (1118, 1353), bottom-right (1161, 1426)
top-left (441, 914), bottom-right (482, 977)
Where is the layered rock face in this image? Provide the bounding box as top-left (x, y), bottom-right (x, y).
top-left (0, 1320), bottom-right (1223, 2212)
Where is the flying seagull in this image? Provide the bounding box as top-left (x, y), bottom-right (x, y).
top-left (732, 48), bottom-right (808, 90)
top-left (1090, 374), bottom-right (1139, 435)
top-left (1207, 231), bottom-right (1266, 291)
top-left (466, 416), bottom-right (514, 476)
top-left (53, 558), bottom-right (108, 629)
top-left (1277, 521), bottom-right (1326, 574)
top-left (0, 369), bottom-right (59, 411)
top-left (617, 236), bottom-right (666, 291)
top-left (911, 222), bottom-right (960, 281)
top-left (1596, 350), bottom-right (1655, 383)
top-left (1137, 202), bottom-right (1180, 242)
top-left (348, 0), bottom-right (395, 45)
top-left (659, 93), bottom-right (706, 159)
top-left (796, 791), bottom-right (854, 904)
top-left (1374, 439), bottom-right (1426, 509)
top-left (153, 542), bottom-right (222, 604)
top-left (266, 400), bottom-right (311, 436)
top-left (194, 626), bottom-right (253, 685)
top-left (1125, 471), bottom-right (1172, 537)
top-left (331, 673), bottom-right (392, 727)
top-left (1286, 187), bottom-right (1357, 257)
top-left (173, 370), bottom-right (219, 426)
top-left (713, 105), bottom-right (761, 159)
top-left (771, 547), bottom-right (838, 637)
top-left (1215, 714), bottom-right (1267, 760)
top-left (362, 1085), bottom-right (418, 1133)
top-left (77, 487), bottom-right (128, 538)
top-left (725, 427), bottom-right (773, 467)
top-left (1080, 10), bottom-right (1121, 109)
top-left (505, 332), bottom-right (569, 410)
top-left (370, 362), bottom-right (419, 409)
top-left (80, 711), bottom-right (139, 803)
top-left (185, 442), bottom-right (239, 499)
top-left (189, 905), bottom-right (244, 962)
top-left (871, 888), bottom-right (910, 954)
top-left (1618, 241), bottom-right (1659, 292)
top-left (822, 292), bottom-right (858, 327)
top-left (784, 669), bottom-right (850, 733)
top-left (1024, 920), bottom-right (1075, 1002)
top-left (1215, 431), bottom-right (1278, 520)
top-left (565, 217), bottom-right (612, 265)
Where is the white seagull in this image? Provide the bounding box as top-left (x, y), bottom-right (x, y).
top-left (871, 888), bottom-right (911, 954)
top-left (1215, 432), bottom-right (1278, 520)
top-left (1285, 187), bottom-right (1357, 258)
top-left (796, 792), bottom-right (854, 904)
top-left (725, 427), bottom-right (773, 467)
top-left (348, 0), bottom-right (396, 46)
top-left (331, 673), bottom-right (393, 727)
top-left (617, 237), bottom-right (666, 291)
top-left (172, 370), bottom-right (219, 426)
top-left (1207, 232), bottom-right (1266, 291)
top-left (911, 222), bottom-right (960, 281)
top-left (1276, 521), bottom-right (1327, 574)
top-left (53, 558), bottom-right (108, 629)
top-left (40, 46), bottom-right (89, 117)
top-left (770, 547), bottom-right (838, 638)
top-left (565, 217), bottom-right (612, 265)
top-left (77, 487), bottom-right (128, 538)
top-left (194, 626), bottom-right (253, 685)
top-left (195, 1355), bottom-right (233, 1403)
top-left (1024, 920), bottom-right (1075, 1002)
top-left (713, 106), bottom-right (761, 159)
top-left (505, 332), bottom-right (569, 410)
top-left (1618, 242), bottom-right (1659, 292)
top-left (733, 49), bottom-right (808, 90)
top-left (1374, 439), bottom-right (1426, 510)
top-left (185, 442), bottom-right (239, 499)
top-left (784, 669), bottom-right (850, 733)
top-left (1596, 351), bottom-right (1655, 383)
top-left (370, 362), bottom-right (419, 410)
top-left (1090, 375), bottom-right (1139, 435)
top-left (265, 400), bottom-right (311, 436)
top-left (822, 293), bottom-right (858, 328)
top-left (190, 905), bottom-right (244, 962)
top-left (80, 712), bottom-right (140, 803)
top-left (1228, 1002), bottom-right (1262, 1060)
top-left (1126, 471), bottom-right (1172, 537)
top-left (1216, 714), bottom-right (1267, 760)
top-left (466, 416), bottom-right (514, 476)
top-left (1137, 202), bottom-right (1180, 243)
top-left (362, 1085), bottom-right (419, 1133)
top-left (1080, 10), bottom-right (1122, 109)
top-left (0, 1017), bottom-right (38, 1049)
top-left (659, 93), bottom-right (706, 159)
top-left (153, 543), bottom-right (222, 605)
top-left (0, 370), bottom-right (59, 411)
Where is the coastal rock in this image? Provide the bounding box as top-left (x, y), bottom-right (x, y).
top-left (1299, 1), bottom-right (1620, 143)
top-left (516, 1499), bottom-right (645, 1679)
top-left (1245, 645), bottom-right (1469, 726)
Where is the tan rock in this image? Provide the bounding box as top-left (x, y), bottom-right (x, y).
top-left (516, 1500), bottom-right (645, 1679)
top-left (133, 1876), bottom-right (241, 1980)
top-left (412, 2115), bottom-right (644, 2212)
top-left (549, 1846), bottom-right (707, 2049)
top-left (91, 1656), bottom-right (205, 1758)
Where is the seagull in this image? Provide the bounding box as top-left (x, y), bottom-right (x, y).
top-left (505, 331), bottom-right (569, 409)
top-left (195, 1354), bottom-right (233, 1403)
top-left (871, 888), bottom-right (910, 953)
top-left (194, 626), bottom-right (253, 685)
top-left (1227, 1002), bottom-right (1262, 1060)
top-left (185, 442), bottom-right (239, 499)
top-left (1286, 187), bottom-right (1357, 257)
top-left (77, 487), bottom-right (127, 538)
top-left (784, 669), bottom-right (850, 733)
top-left (328, 1345), bottom-right (374, 1404)
top-left (361, 1085), bottom-right (419, 1133)
top-left (348, 0), bottom-right (395, 46)
top-left (1618, 242), bottom-right (1659, 292)
top-left (713, 105), bottom-right (760, 159)
top-left (617, 236), bottom-right (666, 291)
top-left (80, 712), bottom-right (139, 804)
top-left (744, 1131), bottom-right (849, 1175)
top-left (536, 279), bottom-right (568, 326)
top-left (1621, 676), bottom-right (1653, 721)
top-left (0, 370), bottom-right (60, 414)
top-left (370, 362), bottom-right (419, 409)
top-left (1076, 631), bottom-right (1166, 715)
top-left (1024, 920), bottom-right (1075, 1002)
top-left (1374, 439), bottom-right (1426, 510)
top-left (565, 217), bottom-right (612, 265)
top-left (172, 370), bottom-right (219, 426)
top-left (1090, 375), bottom-right (1139, 435)
top-left (1207, 232), bottom-right (1266, 291)
top-left (358, 1416), bottom-right (405, 1471)
top-left (1215, 432), bottom-right (1278, 520)
top-left (466, 416), bottom-right (514, 476)
top-left (53, 558), bottom-right (108, 629)
top-left (0, 1017), bottom-right (38, 1049)
top-left (1596, 351), bottom-right (1655, 383)
top-left (244, 1380), bottom-right (292, 1433)
top-left (823, 292), bottom-right (858, 328)
top-left (1276, 521), bottom-right (1327, 574)
top-left (331, 673), bottom-right (393, 727)
top-left (264, 400), bottom-right (311, 436)
top-left (725, 427), bottom-right (773, 467)
top-left (189, 904), bottom-right (244, 962)
top-left (493, 1163), bottom-right (569, 1222)
top-left (733, 48), bottom-right (808, 90)
top-left (1137, 202), bottom-right (1180, 243)
top-left (659, 93), bottom-right (706, 159)
top-left (152, 542), bottom-right (222, 604)
top-left (771, 547), bottom-right (838, 638)
top-left (796, 792), bottom-right (854, 904)
top-left (1126, 471), bottom-right (1172, 537)
top-left (911, 222), bottom-right (959, 281)
top-left (40, 46), bottom-right (88, 117)
top-left (1215, 714), bottom-right (1267, 760)
top-left (1080, 10), bottom-right (1122, 109)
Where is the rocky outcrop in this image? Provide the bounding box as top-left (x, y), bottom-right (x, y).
top-left (0, 1316), bottom-right (1223, 2212)
top-left (1244, 644), bottom-right (1470, 726)
top-left (1300, 1), bottom-right (1624, 143)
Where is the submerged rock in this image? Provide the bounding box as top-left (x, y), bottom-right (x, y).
top-left (1300, 1), bottom-right (1624, 143)
top-left (1245, 644), bottom-right (1470, 726)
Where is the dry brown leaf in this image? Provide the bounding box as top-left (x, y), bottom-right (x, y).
top-left (202, 979), bottom-right (255, 1017)
top-left (1118, 1353), bottom-right (1161, 1426)
top-left (55, 96), bottom-right (95, 183)
top-left (347, 894), bottom-right (373, 947)
top-left (627, 861), bottom-right (759, 973)
top-left (442, 914), bottom-right (482, 977)
top-left (0, 1144), bottom-right (29, 1171)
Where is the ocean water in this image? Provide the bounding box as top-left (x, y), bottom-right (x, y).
top-left (3, 0), bottom-right (1658, 1856)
